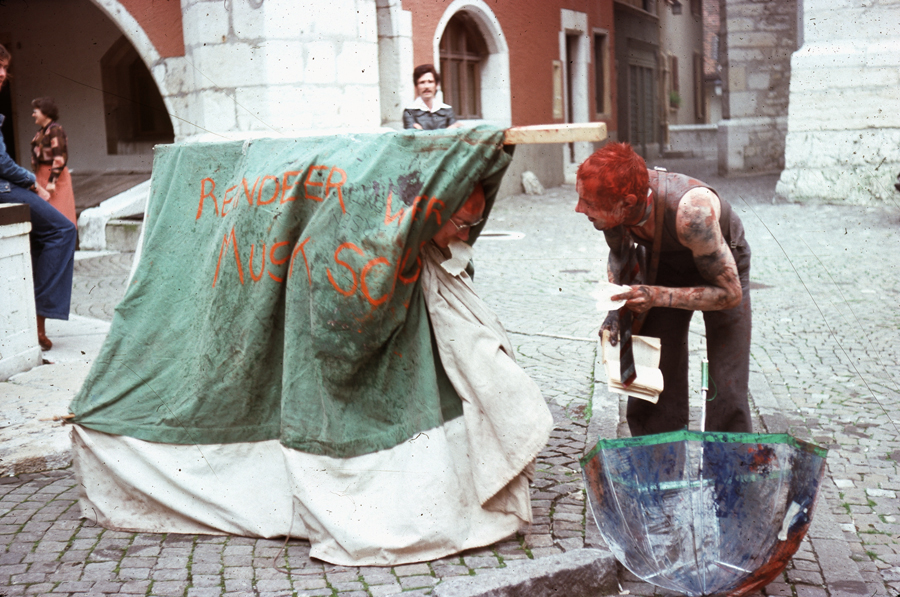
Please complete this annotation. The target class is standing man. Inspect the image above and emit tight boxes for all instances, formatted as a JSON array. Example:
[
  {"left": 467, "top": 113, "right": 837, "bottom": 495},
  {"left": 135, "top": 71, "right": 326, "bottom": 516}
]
[
  {"left": 576, "top": 142, "right": 752, "bottom": 436},
  {"left": 403, "top": 64, "right": 462, "bottom": 131},
  {"left": 0, "top": 44, "right": 77, "bottom": 351}
]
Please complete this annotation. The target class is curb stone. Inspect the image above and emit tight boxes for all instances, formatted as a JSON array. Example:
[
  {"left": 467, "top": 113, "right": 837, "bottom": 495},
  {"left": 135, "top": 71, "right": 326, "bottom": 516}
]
[{"left": 431, "top": 548, "right": 617, "bottom": 597}]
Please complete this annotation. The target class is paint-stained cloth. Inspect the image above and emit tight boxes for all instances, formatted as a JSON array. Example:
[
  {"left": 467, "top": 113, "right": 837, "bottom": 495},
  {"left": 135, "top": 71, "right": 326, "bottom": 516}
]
[
  {"left": 68, "top": 128, "right": 553, "bottom": 563},
  {"left": 69, "top": 126, "right": 515, "bottom": 457}
]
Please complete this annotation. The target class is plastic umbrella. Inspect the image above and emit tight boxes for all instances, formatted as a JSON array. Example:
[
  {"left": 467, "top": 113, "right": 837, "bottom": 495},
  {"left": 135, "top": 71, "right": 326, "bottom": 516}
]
[{"left": 580, "top": 429, "right": 827, "bottom": 597}]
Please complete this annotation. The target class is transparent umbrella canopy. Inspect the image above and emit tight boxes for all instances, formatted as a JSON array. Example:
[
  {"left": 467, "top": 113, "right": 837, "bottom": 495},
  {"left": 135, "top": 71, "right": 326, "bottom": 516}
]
[{"left": 580, "top": 430, "right": 827, "bottom": 597}]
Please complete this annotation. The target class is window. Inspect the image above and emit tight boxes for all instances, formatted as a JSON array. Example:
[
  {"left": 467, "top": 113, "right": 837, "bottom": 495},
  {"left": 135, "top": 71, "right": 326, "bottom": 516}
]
[
  {"left": 439, "top": 13, "right": 487, "bottom": 119},
  {"left": 101, "top": 36, "right": 174, "bottom": 155},
  {"left": 593, "top": 32, "right": 609, "bottom": 116},
  {"left": 669, "top": 55, "right": 680, "bottom": 109},
  {"left": 552, "top": 60, "right": 564, "bottom": 119},
  {"left": 693, "top": 51, "right": 706, "bottom": 121},
  {"left": 691, "top": 0, "right": 701, "bottom": 17}
]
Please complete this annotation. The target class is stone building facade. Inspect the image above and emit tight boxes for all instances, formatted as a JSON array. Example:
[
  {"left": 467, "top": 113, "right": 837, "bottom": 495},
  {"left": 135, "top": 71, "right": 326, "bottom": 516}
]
[
  {"left": 401, "top": 0, "right": 615, "bottom": 185},
  {"left": 0, "top": 0, "right": 617, "bottom": 197},
  {"left": 776, "top": 0, "right": 900, "bottom": 204},
  {"left": 717, "top": 0, "right": 798, "bottom": 175}
]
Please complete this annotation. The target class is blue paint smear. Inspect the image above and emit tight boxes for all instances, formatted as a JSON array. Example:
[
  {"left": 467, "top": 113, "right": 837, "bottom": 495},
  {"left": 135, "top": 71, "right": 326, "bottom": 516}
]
[{"left": 581, "top": 432, "right": 826, "bottom": 597}]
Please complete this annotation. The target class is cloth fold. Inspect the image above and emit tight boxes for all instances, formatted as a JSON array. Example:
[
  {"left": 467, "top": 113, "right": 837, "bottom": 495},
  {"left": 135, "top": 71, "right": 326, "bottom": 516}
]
[{"left": 422, "top": 242, "right": 553, "bottom": 509}]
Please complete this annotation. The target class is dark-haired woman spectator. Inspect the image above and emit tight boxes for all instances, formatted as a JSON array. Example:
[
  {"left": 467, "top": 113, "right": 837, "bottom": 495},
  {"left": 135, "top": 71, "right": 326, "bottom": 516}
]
[
  {"left": 403, "top": 64, "right": 462, "bottom": 130},
  {"left": 31, "top": 97, "right": 76, "bottom": 224},
  {"left": 0, "top": 45, "right": 76, "bottom": 351}
]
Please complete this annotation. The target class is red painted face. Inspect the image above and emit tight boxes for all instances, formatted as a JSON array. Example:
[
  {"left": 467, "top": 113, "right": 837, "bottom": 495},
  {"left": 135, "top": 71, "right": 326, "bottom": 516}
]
[
  {"left": 433, "top": 185, "right": 485, "bottom": 249},
  {"left": 575, "top": 180, "right": 628, "bottom": 231}
]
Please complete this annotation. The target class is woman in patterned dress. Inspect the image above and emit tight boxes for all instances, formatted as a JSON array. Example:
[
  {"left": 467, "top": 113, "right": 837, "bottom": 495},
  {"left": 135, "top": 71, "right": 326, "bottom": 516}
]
[{"left": 31, "top": 97, "right": 76, "bottom": 224}]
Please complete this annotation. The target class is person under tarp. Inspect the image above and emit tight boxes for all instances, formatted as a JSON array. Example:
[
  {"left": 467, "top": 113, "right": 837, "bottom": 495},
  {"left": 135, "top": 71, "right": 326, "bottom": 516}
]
[{"left": 69, "top": 126, "right": 553, "bottom": 566}]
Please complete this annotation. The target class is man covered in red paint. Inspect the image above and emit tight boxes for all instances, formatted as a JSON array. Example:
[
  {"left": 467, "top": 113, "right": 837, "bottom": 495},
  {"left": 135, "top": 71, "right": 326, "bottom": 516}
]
[{"left": 575, "top": 142, "right": 753, "bottom": 436}]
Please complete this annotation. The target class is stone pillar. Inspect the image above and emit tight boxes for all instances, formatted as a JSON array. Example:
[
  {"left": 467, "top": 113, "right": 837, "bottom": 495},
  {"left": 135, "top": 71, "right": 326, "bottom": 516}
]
[
  {"left": 776, "top": 0, "right": 900, "bottom": 204},
  {"left": 717, "top": 0, "right": 797, "bottom": 174},
  {"left": 173, "top": 0, "right": 382, "bottom": 140},
  {"left": 0, "top": 204, "right": 42, "bottom": 381},
  {"left": 376, "top": 0, "right": 414, "bottom": 129}
]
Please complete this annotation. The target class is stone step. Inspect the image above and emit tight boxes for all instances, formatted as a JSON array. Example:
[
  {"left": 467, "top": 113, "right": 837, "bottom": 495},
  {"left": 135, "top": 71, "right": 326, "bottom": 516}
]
[{"left": 105, "top": 217, "right": 143, "bottom": 252}]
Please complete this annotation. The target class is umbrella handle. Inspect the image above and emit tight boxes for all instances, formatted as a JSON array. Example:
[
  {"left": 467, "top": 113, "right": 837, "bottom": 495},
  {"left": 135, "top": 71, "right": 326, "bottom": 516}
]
[{"left": 700, "top": 358, "right": 709, "bottom": 433}]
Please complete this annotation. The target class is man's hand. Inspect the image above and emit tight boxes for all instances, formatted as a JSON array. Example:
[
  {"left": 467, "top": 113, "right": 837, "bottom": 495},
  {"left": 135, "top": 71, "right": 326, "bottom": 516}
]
[
  {"left": 46, "top": 182, "right": 56, "bottom": 193},
  {"left": 611, "top": 286, "right": 656, "bottom": 314},
  {"left": 600, "top": 310, "right": 620, "bottom": 345},
  {"left": 413, "top": 123, "right": 424, "bottom": 130}
]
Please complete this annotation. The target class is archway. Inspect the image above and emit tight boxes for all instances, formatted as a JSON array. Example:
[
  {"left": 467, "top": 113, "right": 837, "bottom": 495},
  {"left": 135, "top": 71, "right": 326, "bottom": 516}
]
[
  {"left": 432, "top": 0, "right": 511, "bottom": 127},
  {"left": 100, "top": 36, "right": 174, "bottom": 156},
  {"left": 0, "top": 0, "right": 175, "bottom": 175}
]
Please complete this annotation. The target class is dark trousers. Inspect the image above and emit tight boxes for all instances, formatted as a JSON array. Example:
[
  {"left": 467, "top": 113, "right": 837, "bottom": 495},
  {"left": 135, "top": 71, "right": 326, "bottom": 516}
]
[
  {"left": 1, "top": 184, "right": 76, "bottom": 320},
  {"left": 626, "top": 257, "right": 753, "bottom": 436}
]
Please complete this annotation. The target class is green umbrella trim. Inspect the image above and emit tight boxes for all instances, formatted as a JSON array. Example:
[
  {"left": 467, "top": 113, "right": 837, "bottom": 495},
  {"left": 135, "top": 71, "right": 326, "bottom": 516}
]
[{"left": 580, "top": 429, "right": 828, "bottom": 468}]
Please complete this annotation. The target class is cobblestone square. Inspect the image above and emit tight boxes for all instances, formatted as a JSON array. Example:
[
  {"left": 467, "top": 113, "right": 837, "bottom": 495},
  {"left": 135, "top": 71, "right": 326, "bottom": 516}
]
[{"left": 2, "top": 157, "right": 898, "bottom": 595}]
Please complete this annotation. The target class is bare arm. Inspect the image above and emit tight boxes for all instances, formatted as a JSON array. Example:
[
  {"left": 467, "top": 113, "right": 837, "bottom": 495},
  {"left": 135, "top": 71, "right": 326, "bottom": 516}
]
[{"left": 613, "top": 187, "right": 742, "bottom": 313}]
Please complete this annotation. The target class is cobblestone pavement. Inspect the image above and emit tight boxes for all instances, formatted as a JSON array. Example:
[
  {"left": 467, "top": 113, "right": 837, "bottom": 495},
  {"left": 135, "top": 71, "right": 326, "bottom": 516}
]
[
  {"left": 2, "top": 158, "right": 900, "bottom": 596},
  {"left": 616, "top": 157, "right": 900, "bottom": 597},
  {"left": 70, "top": 252, "right": 134, "bottom": 322}
]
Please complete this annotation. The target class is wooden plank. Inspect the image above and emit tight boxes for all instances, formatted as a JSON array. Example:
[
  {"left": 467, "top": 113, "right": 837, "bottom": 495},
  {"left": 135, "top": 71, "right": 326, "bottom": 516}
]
[{"left": 503, "top": 122, "right": 608, "bottom": 145}]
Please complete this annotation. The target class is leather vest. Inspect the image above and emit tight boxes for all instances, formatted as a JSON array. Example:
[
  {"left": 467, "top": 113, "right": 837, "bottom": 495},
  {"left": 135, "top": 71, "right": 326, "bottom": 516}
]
[{"left": 632, "top": 169, "right": 750, "bottom": 284}]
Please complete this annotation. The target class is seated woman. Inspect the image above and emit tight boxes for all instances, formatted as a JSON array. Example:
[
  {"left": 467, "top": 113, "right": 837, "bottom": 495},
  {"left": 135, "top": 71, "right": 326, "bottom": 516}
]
[
  {"left": 403, "top": 64, "right": 462, "bottom": 130},
  {"left": 31, "top": 97, "right": 76, "bottom": 224}
]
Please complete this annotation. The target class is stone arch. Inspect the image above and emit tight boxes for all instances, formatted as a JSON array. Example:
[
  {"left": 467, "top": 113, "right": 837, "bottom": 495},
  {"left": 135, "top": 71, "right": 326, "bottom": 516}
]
[
  {"left": 87, "top": 0, "right": 174, "bottom": 112},
  {"left": 432, "top": 0, "right": 512, "bottom": 127}
]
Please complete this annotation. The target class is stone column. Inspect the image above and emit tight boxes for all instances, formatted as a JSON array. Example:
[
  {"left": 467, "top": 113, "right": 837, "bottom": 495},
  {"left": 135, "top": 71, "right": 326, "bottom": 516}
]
[
  {"left": 776, "top": 0, "right": 900, "bottom": 204},
  {"left": 376, "top": 0, "right": 414, "bottom": 129},
  {"left": 717, "top": 0, "right": 797, "bottom": 174},
  {"left": 173, "top": 0, "right": 382, "bottom": 140}
]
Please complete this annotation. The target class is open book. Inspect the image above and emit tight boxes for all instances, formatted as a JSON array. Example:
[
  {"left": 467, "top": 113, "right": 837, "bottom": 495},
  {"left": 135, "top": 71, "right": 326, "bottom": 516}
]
[{"left": 601, "top": 331, "right": 664, "bottom": 403}]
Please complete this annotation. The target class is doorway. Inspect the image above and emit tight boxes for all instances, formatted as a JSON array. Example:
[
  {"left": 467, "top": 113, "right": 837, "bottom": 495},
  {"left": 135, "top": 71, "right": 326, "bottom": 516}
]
[
  {"left": 566, "top": 33, "right": 580, "bottom": 163},
  {"left": 617, "top": 39, "right": 659, "bottom": 159}
]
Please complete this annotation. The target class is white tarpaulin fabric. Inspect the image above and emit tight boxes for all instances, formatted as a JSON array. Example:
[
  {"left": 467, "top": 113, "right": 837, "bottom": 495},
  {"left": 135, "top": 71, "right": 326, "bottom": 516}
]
[
  {"left": 420, "top": 241, "right": 554, "bottom": 508},
  {"left": 73, "top": 243, "right": 552, "bottom": 566}
]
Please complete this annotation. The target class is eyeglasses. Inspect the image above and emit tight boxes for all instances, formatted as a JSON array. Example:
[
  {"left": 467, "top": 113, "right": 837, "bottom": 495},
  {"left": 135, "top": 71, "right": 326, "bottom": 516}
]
[{"left": 449, "top": 217, "right": 484, "bottom": 232}]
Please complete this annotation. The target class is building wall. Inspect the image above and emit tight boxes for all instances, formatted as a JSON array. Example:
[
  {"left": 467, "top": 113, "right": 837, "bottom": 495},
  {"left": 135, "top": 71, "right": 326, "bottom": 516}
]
[
  {"left": 402, "top": 0, "right": 615, "bottom": 129},
  {"left": 117, "top": 0, "right": 185, "bottom": 57},
  {"left": 776, "top": 0, "right": 900, "bottom": 204},
  {"left": 399, "top": 0, "right": 615, "bottom": 193},
  {"left": 4, "top": 0, "right": 622, "bottom": 198},
  {"left": 658, "top": 2, "right": 704, "bottom": 127},
  {"left": 717, "top": 0, "right": 797, "bottom": 174},
  {"left": 168, "top": 0, "right": 383, "bottom": 140},
  {"left": 1, "top": 0, "right": 157, "bottom": 173}
]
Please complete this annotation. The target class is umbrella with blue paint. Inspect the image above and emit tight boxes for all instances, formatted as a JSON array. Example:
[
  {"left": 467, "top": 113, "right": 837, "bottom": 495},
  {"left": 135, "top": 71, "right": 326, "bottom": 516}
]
[{"left": 581, "top": 429, "right": 827, "bottom": 596}]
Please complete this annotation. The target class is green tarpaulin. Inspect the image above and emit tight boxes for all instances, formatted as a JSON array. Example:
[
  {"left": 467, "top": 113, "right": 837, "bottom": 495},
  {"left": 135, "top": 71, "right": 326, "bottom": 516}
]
[{"left": 70, "top": 126, "right": 512, "bottom": 458}]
